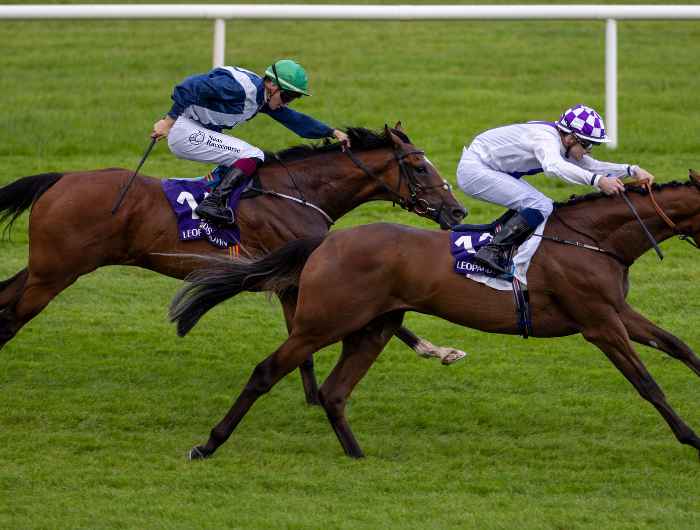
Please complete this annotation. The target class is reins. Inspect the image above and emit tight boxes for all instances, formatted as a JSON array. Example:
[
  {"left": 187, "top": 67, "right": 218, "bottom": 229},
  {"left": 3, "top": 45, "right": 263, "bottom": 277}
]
[
  {"left": 248, "top": 155, "right": 335, "bottom": 227},
  {"left": 246, "top": 139, "right": 447, "bottom": 228},
  {"left": 533, "top": 230, "right": 629, "bottom": 266},
  {"left": 621, "top": 189, "right": 664, "bottom": 261}
]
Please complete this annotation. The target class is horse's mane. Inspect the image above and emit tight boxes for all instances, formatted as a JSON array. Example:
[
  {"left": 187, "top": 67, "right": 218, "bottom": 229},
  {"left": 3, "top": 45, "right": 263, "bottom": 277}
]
[
  {"left": 554, "top": 180, "right": 690, "bottom": 209},
  {"left": 262, "top": 127, "right": 411, "bottom": 166}
]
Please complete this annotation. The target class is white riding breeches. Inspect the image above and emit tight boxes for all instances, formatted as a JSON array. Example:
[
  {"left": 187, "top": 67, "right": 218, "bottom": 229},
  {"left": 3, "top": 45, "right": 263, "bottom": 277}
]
[
  {"left": 167, "top": 116, "right": 265, "bottom": 166},
  {"left": 456, "top": 147, "right": 553, "bottom": 217}
]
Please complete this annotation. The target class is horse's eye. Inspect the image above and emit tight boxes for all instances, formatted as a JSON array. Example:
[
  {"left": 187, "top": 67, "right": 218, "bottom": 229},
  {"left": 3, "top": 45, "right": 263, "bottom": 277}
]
[{"left": 415, "top": 165, "right": 428, "bottom": 174}]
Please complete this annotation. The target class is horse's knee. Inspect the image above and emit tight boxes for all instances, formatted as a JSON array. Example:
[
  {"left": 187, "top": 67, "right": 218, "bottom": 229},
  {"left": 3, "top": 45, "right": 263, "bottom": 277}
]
[{"left": 318, "top": 388, "right": 345, "bottom": 418}]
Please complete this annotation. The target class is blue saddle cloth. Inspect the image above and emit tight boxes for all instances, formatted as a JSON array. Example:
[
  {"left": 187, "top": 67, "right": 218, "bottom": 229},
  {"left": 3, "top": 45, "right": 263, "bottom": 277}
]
[
  {"left": 161, "top": 169, "right": 247, "bottom": 250},
  {"left": 450, "top": 211, "right": 514, "bottom": 278}
]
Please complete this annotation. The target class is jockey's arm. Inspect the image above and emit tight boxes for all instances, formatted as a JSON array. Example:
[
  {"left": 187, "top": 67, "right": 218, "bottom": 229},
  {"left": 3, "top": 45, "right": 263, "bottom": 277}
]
[
  {"left": 264, "top": 106, "right": 336, "bottom": 140},
  {"left": 533, "top": 136, "right": 603, "bottom": 187},
  {"left": 578, "top": 155, "right": 654, "bottom": 183}
]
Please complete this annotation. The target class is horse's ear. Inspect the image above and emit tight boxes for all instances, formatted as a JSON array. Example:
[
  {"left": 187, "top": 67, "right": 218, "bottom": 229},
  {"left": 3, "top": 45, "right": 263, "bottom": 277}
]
[
  {"left": 394, "top": 121, "right": 404, "bottom": 132},
  {"left": 384, "top": 124, "right": 403, "bottom": 149}
]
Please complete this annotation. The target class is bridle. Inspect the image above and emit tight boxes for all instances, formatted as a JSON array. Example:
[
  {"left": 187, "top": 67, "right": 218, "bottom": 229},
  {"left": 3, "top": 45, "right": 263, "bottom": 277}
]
[
  {"left": 344, "top": 145, "right": 452, "bottom": 221},
  {"left": 642, "top": 180, "right": 700, "bottom": 249}
]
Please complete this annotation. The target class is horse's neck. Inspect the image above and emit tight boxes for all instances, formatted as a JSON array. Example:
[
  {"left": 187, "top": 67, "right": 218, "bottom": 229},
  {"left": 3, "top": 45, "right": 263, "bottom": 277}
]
[
  {"left": 556, "top": 186, "right": 699, "bottom": 264},
  {"left": 261, "top": 150, "right": 391, "bottom": 221}
]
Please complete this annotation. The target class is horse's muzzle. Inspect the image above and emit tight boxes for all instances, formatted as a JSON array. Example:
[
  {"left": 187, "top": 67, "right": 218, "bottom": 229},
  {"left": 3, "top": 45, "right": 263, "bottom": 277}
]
[{"left": 436, "top": 205, "right": 467, "bottom": 230}]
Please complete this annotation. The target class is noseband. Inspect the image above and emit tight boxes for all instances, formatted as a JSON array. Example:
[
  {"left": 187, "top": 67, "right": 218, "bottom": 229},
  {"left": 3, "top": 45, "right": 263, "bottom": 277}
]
[{"left": 345, "top": 147, "right": 451, "bottom": 222}]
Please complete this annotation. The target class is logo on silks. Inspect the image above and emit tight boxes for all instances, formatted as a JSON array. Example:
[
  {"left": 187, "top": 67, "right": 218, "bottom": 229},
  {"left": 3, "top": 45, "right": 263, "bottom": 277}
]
[{"left": 188, "top": 130, "right": 205, "bottom": 145}]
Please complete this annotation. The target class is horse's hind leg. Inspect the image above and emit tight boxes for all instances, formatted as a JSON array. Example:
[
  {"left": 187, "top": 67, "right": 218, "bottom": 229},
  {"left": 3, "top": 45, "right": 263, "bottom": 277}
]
[
  {"left": 319, "top": 312, "right": 405, "bottom": 458},
  {"left": 3, "top": 268, "right": 80, "bottom": 348},
  {"left": 0, "top": 268, "right": 28, "bottom": 308},
  {"left": 621, "top": 304, "right": 700, "bottom": 377},
  {"left": 0, "top": 268, "right": 29, "bottom": 349},
  {"left": 188, "top": 333, "right": 323, "bottom": 460},
  {"left": 584, "top": 313, "right": 700, "bottom": 456}
]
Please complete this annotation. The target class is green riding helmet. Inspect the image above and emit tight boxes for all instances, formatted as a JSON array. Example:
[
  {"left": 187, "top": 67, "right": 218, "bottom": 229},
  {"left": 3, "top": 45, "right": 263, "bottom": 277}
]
[{"left": 264, "top": 59, "right": 312, "bottom": 96}]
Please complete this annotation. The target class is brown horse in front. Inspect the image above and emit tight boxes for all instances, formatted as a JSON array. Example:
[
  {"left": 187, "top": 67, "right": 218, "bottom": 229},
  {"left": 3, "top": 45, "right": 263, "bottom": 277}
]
[
  {"left": 172, "top": 172, "right": 700, "bottom": 460},
  {"left": 0, "top": 126, "right": 466, "bottom": 403}
]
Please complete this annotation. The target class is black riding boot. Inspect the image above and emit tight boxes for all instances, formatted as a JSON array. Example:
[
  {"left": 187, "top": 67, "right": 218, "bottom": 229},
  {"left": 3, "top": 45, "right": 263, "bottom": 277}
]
[
  {"left": 473, "top": 212, "right": 536, "bottom": 275},
  {"left": 195, "top": 167, "right": 246, "bottom": 225}
]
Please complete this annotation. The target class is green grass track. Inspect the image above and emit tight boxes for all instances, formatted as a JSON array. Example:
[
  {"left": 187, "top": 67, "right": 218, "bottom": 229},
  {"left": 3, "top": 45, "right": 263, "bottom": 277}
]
[{"left": 1, "top": 2, "right": 699, "bottom": 528}]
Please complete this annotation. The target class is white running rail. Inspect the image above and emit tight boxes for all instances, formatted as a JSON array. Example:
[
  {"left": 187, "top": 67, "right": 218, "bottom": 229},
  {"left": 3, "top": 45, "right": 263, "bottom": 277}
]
[{"left": 3, "top": 4, "right": 700, "bottom": 148}]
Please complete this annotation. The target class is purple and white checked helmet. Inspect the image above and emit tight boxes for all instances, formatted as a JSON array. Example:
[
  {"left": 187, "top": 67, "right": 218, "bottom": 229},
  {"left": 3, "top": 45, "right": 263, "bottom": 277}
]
[{"left": 556, "top": 104, "right": 609, "bottom": 144}]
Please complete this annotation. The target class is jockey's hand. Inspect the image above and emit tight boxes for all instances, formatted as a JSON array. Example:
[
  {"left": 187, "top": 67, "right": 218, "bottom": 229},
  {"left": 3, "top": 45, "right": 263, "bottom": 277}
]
[
  {"left": 333, "top": 129, "right": 350, "bottom": 149},
  {"left": 151, "top": 116, "right": 175, "bottom": 140},
  {"left": 632, "top": 166, "right": 655, "bottom": 186},
  {"left": 599, "top": 176, "right": 625, "bottom": 195}
]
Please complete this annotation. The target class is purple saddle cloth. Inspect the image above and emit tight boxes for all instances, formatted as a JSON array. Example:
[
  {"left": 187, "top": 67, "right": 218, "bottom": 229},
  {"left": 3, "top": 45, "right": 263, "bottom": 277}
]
[
  {"left": 161, "top": 172, "right": 247, "bottom": 249},
  {"left": 450, "top": 212, "right": 515, "bottom": 278}
]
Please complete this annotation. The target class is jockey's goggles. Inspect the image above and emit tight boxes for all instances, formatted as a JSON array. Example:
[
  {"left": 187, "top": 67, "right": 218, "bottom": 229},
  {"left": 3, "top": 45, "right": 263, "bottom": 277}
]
[
  {"left": 574, "top": 135, "right": 600, "bottom": 151},
  {"left": 280, "top": 90, "right": 301, "bottom": 104}
]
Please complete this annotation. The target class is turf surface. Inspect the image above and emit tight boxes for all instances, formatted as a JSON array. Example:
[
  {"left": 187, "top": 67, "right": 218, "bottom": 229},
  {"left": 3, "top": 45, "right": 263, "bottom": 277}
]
[{"left": 1, "top": 2, "right": 699, "bottom": 528}]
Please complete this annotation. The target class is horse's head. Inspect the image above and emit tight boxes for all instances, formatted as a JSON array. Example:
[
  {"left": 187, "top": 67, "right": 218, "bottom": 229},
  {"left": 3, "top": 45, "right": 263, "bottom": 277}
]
[
  {"left": 376, "top": 123, "right": 467, "bottom": 229},
  {"left": 635, "top": 170, "right": 700, "bottom": 251}
]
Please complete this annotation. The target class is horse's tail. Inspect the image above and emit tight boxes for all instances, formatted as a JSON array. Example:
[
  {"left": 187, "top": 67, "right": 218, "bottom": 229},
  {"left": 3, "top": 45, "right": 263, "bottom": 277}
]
[
  {"left": 0, "top": 173, "right": 63, "bottom": 237},
  {"left": 170, "top": 236, "right": 325, "bottom": 337}
]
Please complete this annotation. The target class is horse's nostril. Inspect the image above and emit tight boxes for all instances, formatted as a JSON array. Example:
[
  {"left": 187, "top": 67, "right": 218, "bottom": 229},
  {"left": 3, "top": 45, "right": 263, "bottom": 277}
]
[{"left": 452, "top": 207, "right": 467, "bottom": 220}]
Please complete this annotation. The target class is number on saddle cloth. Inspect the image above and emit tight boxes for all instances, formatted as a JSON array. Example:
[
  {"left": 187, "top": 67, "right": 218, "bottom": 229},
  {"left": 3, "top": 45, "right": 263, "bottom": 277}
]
[
  {"left": 450, "top": 210, "right": 517, "bottom": 279},
  {"left": 161, "top": 175, "right": 246, "bottom": 250}
]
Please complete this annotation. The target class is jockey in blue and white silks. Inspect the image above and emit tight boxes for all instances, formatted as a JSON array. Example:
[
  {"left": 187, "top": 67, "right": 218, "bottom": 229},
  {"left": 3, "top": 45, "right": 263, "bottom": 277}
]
[
  {"left": 456, "top": 104, "right": 656, "bottom": 275},
  {"left": 152, "top": 59, "right": 349, "bottom": 225}
]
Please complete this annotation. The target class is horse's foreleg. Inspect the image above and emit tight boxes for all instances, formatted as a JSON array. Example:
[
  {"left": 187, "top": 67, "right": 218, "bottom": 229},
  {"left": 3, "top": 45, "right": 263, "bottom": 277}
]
[
  {"left": 394, "top": 325, "right": 467, "bottom": 365},
  {"left": 621, "top": 305, "right": 700, "bottom": 378},
  {"left": 279, "top": 294, "right": 320, "bottom": 405},
  {"left": 583, "top": 316, "right": 700, "bottom": 456},
  {"left": 189, "top": 334, "right": 320, "bottom": 460},
  {"left": 319, "top": 312, "right": 404, "bottom": 458}
]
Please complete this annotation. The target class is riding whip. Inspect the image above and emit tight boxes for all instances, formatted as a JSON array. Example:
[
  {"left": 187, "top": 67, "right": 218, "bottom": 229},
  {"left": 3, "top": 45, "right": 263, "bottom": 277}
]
[
  {"left": 111, "top": 136, "right": 157, "bottom": 215},
  {"left": 621, "top": 191, "right": 664, "bottom": 261}
]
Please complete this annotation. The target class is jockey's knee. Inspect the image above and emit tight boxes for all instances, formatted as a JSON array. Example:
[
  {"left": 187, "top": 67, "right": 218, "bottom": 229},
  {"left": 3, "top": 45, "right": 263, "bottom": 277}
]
[
  {"left": 519, "top": 206, "right": 549, "bottom": 228},
  {"left": 244, "top": 147, "right": 265, "bottom": 163},
  {"left": 232, "top": 157, "right": 263, "bottom": 177},
  {"left": 521, "top": 197, "right": 552, "bottom": 222}
]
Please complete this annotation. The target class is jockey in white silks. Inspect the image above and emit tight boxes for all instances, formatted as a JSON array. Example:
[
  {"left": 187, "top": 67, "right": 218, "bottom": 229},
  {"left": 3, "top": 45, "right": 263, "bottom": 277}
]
[
  {"left": 151, "top": 59, "right": 349, "bottom": 225},
  {"left": 456, "top": 104, "right": 656, "bottom": 275}
]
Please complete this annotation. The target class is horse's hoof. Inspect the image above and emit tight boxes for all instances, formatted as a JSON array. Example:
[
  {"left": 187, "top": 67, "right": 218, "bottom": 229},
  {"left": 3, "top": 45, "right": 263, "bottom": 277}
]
[
  {"left": 187, "top": 445, "right": 211, "bottom": 461},
  {"left": 441, "top": 350, "right": 467, "bottom": 365}
]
